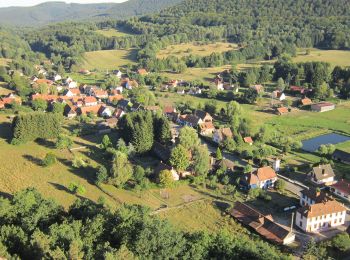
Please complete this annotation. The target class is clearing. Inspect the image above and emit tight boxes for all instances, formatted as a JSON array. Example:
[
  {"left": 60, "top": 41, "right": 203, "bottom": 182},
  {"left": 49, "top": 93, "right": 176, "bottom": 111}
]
[
  {"left": 157, "top": 42, "right": 238, "bottom": 59},
  {"left": 293, "top": 48, "right": 350, "bottom": 68},
  {"left": 81, "top": 49, "right": 137, "bottom": 71},
  {"left": 95, "top": 28, "right": 135, "bottom": 38}
]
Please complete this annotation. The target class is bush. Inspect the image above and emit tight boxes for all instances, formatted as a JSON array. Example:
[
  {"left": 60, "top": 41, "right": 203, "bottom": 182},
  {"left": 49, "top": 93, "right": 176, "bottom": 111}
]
[
  {"left": 95, "top": 166, "right": 108, "bottom": 185},
  {"left": 55, "top": 135, "right": 73, "bottom": 149},
  {"left": 275, "top": 179, "right": 286, "bottom": 192},
  {"left": 42, "top": 153, "right": 57, "bottom": 167},
  {"left": 331, "top": 232, "right": 350, "bottom": 252},
  {"left": 72, "top": 156, "right": 87, "bottom": 168},
  {"left": 68, "top": 182, "right": 86, "bottom": 195}
]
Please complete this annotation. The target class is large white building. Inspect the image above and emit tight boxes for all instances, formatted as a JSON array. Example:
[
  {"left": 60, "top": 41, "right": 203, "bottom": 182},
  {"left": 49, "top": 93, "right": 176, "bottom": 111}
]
[{"left": 295, "top": 200, "right": 347, "bottom": 233}]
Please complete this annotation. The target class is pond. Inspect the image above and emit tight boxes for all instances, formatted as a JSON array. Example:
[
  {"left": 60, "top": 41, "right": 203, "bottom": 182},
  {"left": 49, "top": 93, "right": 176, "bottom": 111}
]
[{"left": 302, "top": 133, "right": 350, "bottom": 152}]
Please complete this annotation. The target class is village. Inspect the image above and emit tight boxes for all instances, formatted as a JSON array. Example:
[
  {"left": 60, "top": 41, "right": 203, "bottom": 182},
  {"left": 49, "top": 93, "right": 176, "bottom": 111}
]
[{"left": 0, "top": 62, "right": 349, "bottom": 253}]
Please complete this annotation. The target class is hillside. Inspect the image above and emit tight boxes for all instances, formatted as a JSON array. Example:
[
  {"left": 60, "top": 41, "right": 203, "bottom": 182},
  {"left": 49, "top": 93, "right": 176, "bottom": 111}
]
[{"left": 0, "top": 0, "right": 184, "bottom": 27}]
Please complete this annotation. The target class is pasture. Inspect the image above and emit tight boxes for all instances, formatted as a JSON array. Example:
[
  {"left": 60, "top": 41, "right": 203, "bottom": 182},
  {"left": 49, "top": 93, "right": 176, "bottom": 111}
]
[
  {"left": 157, "top": 42, "right": 238, "bottom": 59},
  {"left": 293, "top": 48, "right": 350, "bottom": 68},
  {"left": 81, "top": 49, "right": 137, "bottom": 71}
]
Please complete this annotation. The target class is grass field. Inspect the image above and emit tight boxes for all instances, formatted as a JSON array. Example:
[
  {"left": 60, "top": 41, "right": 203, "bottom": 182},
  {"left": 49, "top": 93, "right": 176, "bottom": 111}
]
[
  {"left": 96, "top": 28, "right": 135, "bottom": 38},
  {"left": 157, "top": 42, "right": 238, "bottom": 59},
  {"left": 0, "top": 84, "right": 12, "bottom": 96},
  {"left": 81, "top": 49, "right": 137, "bottom": 71},
  {"left": 335, "top": 141, "right": 350, "bottom": 153},
  {"left": 293, "top": 48, "right": 350, "bottom": 68}
]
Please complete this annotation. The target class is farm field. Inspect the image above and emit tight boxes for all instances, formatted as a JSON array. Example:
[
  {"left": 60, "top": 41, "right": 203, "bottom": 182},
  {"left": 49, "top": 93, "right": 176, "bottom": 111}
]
[
  {"left": 293, "top": 48, "right": 350, "bottom": 68},
  {"left": 67, "top": 72, "right": 107, "bottom": 85},
  {"left": 95, "top": 28, "right": 135, "bottom": 38},
  {"left": 81, "top": 49, "right": 137, "bottom": 71},
  {"left": 156, "top": 42, "right": 238, "bottom": 59}
]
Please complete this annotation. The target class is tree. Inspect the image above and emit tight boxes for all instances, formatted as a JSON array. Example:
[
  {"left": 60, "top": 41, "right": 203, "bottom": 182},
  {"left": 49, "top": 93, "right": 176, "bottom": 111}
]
[
  {"left": 51, "top": 102, "right": 65, "bottom": 114},
  {"left": 42, "top": 153, "right": 57, "bottom": 167},
  {"left": 192, "top": 145, "right": 210, "bottom": 180},
  {"left": 242, "top": 88, "right": 258, "bottom": 104},
  {"left": 72, "top": 156, "right": 87, "bottom": 168},
  {"left": 100, "top": 135, "right": 112, "bottom": 150},
  {"left": 68, "top": 183, "right": 86, "bottom": 195},
  {"left": 277, "top": 77, "right": 285, "bottom": 90},
  {"left": 110, "top": 151, "right": 133, "bottom": 188},
  {"left": 244, "top": 164, "right": 253, "bottom": 173},
  {"left": 216, "top": 147, "right": 223, "bottom": 160},
  {"left": 331, "top": 232, "right": 350, "bottom": 252},
  {"left": 154, "top": 116, "right": 171, "bottom": 144},
  {"left": 159, "top": 170, "right": 174, "bottom": 188},
  {"left": 178, "top": 127, "right": 200, "bottom": 151},
  {"left": 31, "top": 99, "right": 48, "bottom": 111},
  {"left": 95, "top": 166, "right": 108, "bottom": 185},
  {"left": 55, "top": 135, "right": 73, "bottom": 149},
  {"left": 275, "top": 179, "right": 286, "bottom": 193},
  {"left": 169, "top": 145, "right": 190, "bottom": 171}
]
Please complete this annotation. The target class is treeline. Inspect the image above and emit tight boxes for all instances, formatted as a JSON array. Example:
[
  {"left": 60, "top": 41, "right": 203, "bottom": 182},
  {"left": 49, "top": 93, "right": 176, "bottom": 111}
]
[
  {"left": 0, "top": 188, "right": 290, "bottom": 259},
  {"left": 12, "top": 113, "right": 62, "bottom": 144}
]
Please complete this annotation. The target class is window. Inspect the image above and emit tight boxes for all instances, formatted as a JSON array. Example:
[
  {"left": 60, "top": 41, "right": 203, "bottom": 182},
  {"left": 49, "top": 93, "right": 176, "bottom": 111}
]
[{"left": 299, "top": 221, "right": 302, "bottom": 227}]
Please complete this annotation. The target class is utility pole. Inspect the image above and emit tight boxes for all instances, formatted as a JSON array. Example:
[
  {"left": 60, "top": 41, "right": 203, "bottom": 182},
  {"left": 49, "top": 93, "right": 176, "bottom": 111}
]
[{"left": 290, "top": 211, "right": 295, "bottom": 233}]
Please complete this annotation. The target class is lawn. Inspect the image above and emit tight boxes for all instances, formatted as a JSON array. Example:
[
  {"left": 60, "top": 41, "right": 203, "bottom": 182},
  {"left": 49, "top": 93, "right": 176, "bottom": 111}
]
[
  {"left": 157, "top": 42, "right": 238, "bottom": 59},
  {"left": 293, "top": 48, "right": 350, "bottom": 68},
  {"left": 0, "top": 58, "right": 10, "bottom": 66},
  {"left": 81, "top": 49, "right": 137, "bottom": 71},
  {"left": 0, "top": 83, "right": 12, "bottom": 96},
  {"left": 335, "top": 140, "right": 350, "bottom": 153},
  {"left": 67, "top": 72, "right": 107, "bottom": 85},
  {"left": 95, "top": 28, "right": 135, "bottom": 38}
]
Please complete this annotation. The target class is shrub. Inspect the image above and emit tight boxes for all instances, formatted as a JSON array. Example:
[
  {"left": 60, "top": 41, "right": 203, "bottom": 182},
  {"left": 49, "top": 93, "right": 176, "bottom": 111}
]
[
  {"left": 68, "top": 182, "right": 86, "bottom": 195},
  {"left": 42, "top": 153, "right": 57, "bottom": 167},
  {"left": 72, "top": 156, "right": 87, "bottom": 168},
  {"left": 95, "top": 166, "right": 108, "bottom": 185},
  {"left": 55, "top": 135, "right": 73, "bottom": 149}
]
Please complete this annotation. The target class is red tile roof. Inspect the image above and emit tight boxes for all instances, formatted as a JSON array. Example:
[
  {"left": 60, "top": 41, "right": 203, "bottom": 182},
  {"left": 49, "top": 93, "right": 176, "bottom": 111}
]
[
  {"left": 256, "top": 167, "right": 277, "bottom": 181},
  {"left": 77, "top": 105, "right": 102, "bottom": 115},
  {"left": 84, "top": 96, "right": 97, "bottom": 104},
  {"left": 301, "top": 98, "right": 312, "bottom": 106},
  {"left": 277, "top": 107, "right": 288, "bottom": 114},
  {"left": 108, "top": 95, "right": 124, "bottom": 102},
  {"left": 244, "top": 137, "right": 253, "bottom": 144},
  {"left": 298, "top": 200, "right": 346, "bottom": 218},
  {"left": 331, "top": 179, "right": 350, "bottom": 196},
  {"left": 31, "top": 94, "right": 58, "bottom": 102}
]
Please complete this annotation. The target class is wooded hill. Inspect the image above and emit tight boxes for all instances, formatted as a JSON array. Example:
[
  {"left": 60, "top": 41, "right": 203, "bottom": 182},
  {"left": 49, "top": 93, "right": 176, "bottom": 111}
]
[{"left": 0, "top": 0, "right": 184, "bottom": 27}]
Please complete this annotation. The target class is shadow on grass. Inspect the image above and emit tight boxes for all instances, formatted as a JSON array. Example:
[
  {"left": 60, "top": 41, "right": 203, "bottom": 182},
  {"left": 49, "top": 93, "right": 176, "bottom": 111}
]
[
  {"left": 23, "top": 154, "right": 43, "bottom": 166},
  {"left": 57, "top": 157, "right": 96, "bottom": 185},
  {"left": 35, "top": 139, "right": 56, "bottom": 149},
  {"left": 48, "top": 182, "right": 71, "bottom": 193},
  {"left": 0, "top": 191, "right": 13, "bottom": 199},
  {"left": 0, "top": 121, "right": 12, "bottom": 143}
]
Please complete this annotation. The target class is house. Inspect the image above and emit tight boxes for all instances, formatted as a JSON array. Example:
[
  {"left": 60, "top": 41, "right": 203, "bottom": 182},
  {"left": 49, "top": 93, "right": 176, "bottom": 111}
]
[
  {"left": 276, "top": 107, "right": 289, "bottom": 115},
  {"left": 112, "top": 108, "right": 125, "bottom": 119},
  {"left": 300, "top": 98, "right": 313, "bottom": 106},
  {"left": 289, "top": 86, "right": 309, "bottom": 95},
  {"left": 194, "top": 110, "right": 213, "bottom": 123},
  {"left": 332, "top": 149, "right": 350, "bottom": 165},
  {"left": 199, "top": 122, "right": 215, "bottom": 136},
  {"left": 76, "top": 105, "right": 102, "bottom": 116},
  {"left": 215, "top": 159, "right": 235, "bottom": 172},
  {"left": 53, "top": 74, "right": 62, "bottom": 82},
  {"left": 63, "top": 88, "right": 81, "bottom": 97},
  {"left": 176, "top": 89, "right": 185, "bottom": 95},
  {"left": 214, "top": 77, "right": 224, "bottom": 91},
  {"left": 92, "top": 89, "right": 108, "bottom": 99},
  {"left": 108, "top": 95, "right": 124, "bottom": 104},
  {"left": 330, "top": 179, "right": 350, "bottom": 202},
  {"left": 241, "top": 167, "right": 277, "bottom": 190},
  {"left": 163, "top": 106, "right": 176, "bottom": 116},
  {"left": 31, "top": 93, "right": 58, "bottom": 102},
  {"left": 244, "top": 137, "right": 253, "bottom": 145},
  {"left": 272, "top": 91, "right": 286, "bottom": 101},
  {"left": 152, "top": 142, "right": 171, "bottom": 162},
  {"left": 117, "top": 99, "right": 131, "bottom": 110},
  {"left": 68, "top": 81, "right": 78, "bottom": 89},
  {"left": 300, "top": 188, "right": 328, "bottom": 206},
  {"left": 188, "top": 87, "right": 202, "bottom": 95},
  {"left": 144, "top": 106, "right": 160, "bottom": 112},
  {"left": 113, "top": 70, "right": 123, "bottom": 79},
  {"left": 154, "top": 162, "right": 179, "bottom": 181},
  {"left": 64, "top": 105, "right": 77, "bottom": 118},
  {"left": 105, "top": 117, "right": 118, "bottom": 128},
  {"left": 311, "top": 102, "right": 335, "bottom": 112},
  {"left": 111, "top": 86, "right": 123, "bottom": 94},
  {"left": 213, "top": 128, "right": 233, "bottom": 144},
  {"left": 99, "top": 106, "right": 113, "bottom": 118},
  {"left": 250, "top": 84, "right": 264, "bottom": 94},
  {"left": 177, "top": 114, "right": 202, "bottom": 127},
  {"left": 65, "top": 77, "right": 73, "bottom": 84},
  {"left": 230, "top": 202, "right": 295, "bottom": 245},
  {"left": 35, "top": 79, "right": 53, "bottom": 86},
  {"left": 83, "top": 96, "right": 98, "bottom": 107},
  {"left": 309, "top": 164, "right": 336, "bottom": 185},
  {"left": 295, "top": 200, "right": 346, "bottom": 233}
]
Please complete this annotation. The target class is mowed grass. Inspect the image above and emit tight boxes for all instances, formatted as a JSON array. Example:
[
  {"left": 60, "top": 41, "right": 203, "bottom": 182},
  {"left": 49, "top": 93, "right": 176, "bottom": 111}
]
[
  {"left": 293, "top": 48, "right": 350, "bottom": 68},
  {"left": 266, "top": 101, "right": 350, "bottom": 140},
  {"left": 157, "top": 42, "right": 238, "bottom": 59},
  {"left": 81, "top": 49, "right": 137, "bottom": 71},
  {"left": 95, "top": 28, "right": 135, "bottom": 38},
  {"left": 335, "top": 141, "right": 350, "bottom": 153}
]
